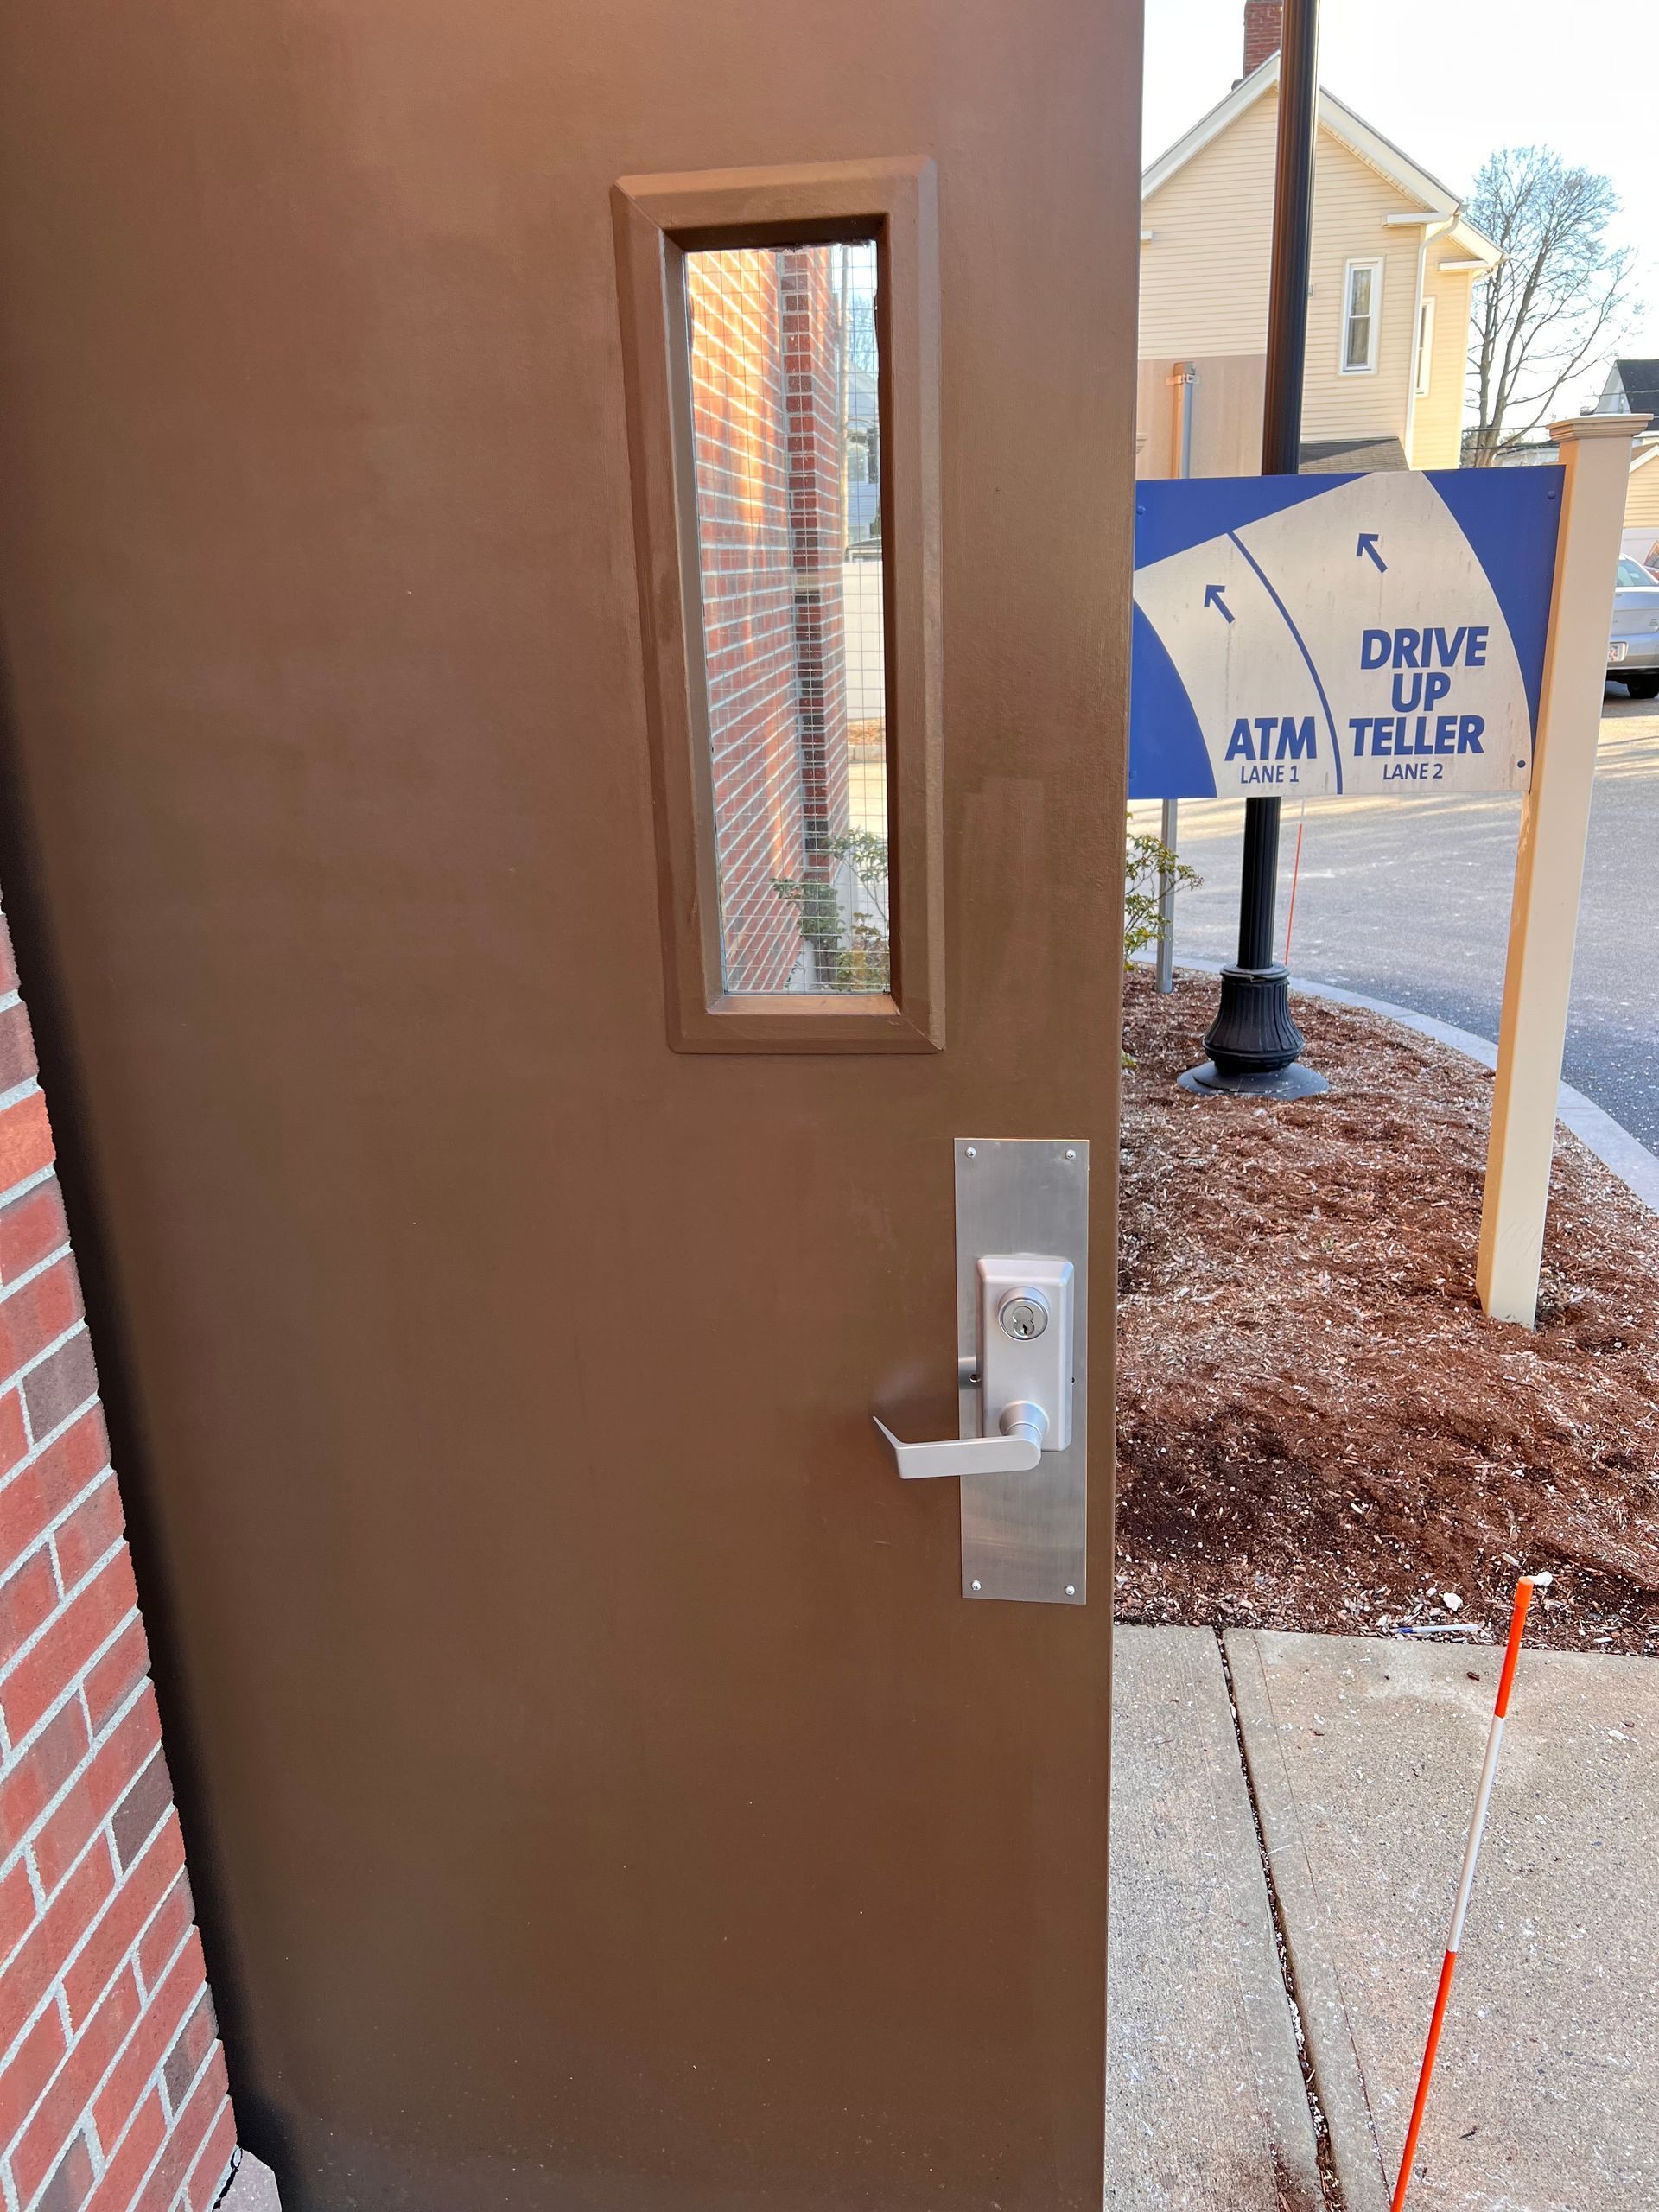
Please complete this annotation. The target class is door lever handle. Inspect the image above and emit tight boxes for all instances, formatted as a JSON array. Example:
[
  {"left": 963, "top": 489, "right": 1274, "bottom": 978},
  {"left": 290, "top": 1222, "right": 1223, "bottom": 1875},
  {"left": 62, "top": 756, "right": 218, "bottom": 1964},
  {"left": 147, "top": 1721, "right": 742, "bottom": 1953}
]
[
  {"left": 874, "top": 1402, "right": 1049, "bottom": 1481},
  {"left": 874, "top": 1251, "right": 1073, "bottom": 1489}
]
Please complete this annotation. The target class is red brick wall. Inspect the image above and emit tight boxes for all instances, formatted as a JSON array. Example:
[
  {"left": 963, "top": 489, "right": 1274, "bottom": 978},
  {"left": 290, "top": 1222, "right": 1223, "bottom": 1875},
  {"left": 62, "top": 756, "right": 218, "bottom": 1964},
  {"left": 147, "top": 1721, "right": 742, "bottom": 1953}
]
[
  {"left": 1243, "top": 0, "right": 1282, "bottom": 75},
  {"left": 686, "top": 245, "right": 849, "bottom": 991},
  {"left": 0, "top": 899, "right": 238, "bottom": 2212}
]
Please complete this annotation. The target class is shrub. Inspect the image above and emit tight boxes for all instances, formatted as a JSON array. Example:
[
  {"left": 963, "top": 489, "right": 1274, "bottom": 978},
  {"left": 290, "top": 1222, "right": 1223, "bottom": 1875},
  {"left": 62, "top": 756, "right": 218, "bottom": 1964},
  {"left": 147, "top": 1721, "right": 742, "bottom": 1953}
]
[{"left": 1124, "top": 824, "right": 1198, "bottom": 965}]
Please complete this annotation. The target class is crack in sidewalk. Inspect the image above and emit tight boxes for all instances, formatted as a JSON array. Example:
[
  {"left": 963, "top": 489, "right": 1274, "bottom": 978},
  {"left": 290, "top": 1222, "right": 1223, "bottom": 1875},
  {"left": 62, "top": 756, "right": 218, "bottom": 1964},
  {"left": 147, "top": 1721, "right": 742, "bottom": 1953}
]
[{"left": 1215, "top": 1627, "right": 1350, "bottom": 2212}]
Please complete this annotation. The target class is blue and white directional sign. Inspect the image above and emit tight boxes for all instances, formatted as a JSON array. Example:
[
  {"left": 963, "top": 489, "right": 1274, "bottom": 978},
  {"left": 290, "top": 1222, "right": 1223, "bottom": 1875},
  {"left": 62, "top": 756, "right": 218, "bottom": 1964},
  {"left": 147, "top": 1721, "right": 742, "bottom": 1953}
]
[{"left": 1129, "top": 467, "right": 1562, "bottom": 799}]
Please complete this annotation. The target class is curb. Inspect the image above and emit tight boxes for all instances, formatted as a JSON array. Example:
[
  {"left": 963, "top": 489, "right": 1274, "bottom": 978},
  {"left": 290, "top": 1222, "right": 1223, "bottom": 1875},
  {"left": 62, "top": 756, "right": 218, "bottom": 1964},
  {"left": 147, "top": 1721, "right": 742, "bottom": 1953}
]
[{"left": 1138, "top": 955, "right": 1659, "bottom": 1217}]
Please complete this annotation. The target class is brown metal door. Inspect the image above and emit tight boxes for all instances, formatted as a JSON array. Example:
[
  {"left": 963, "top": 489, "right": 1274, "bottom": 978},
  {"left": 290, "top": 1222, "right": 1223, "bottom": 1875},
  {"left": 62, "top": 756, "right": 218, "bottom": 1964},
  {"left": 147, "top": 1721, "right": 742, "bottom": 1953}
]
[{"left": 0, "top": 3, "right": 1138, "bottom": 2208}]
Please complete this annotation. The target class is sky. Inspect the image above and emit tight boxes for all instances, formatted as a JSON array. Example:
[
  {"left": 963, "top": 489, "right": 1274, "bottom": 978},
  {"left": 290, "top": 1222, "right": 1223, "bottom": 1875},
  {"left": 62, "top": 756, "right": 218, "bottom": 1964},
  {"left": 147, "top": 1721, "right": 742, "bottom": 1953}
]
[{"left": 1143, "top": 0, "right": 1659, "bottom": 414}]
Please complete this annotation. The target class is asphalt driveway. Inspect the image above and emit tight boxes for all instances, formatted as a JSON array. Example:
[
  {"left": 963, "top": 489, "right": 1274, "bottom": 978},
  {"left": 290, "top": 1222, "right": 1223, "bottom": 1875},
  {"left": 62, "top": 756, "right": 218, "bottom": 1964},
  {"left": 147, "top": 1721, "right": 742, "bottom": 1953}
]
[{"left": 1136, "top": 692, "right": 1659, "bottom": 1150}]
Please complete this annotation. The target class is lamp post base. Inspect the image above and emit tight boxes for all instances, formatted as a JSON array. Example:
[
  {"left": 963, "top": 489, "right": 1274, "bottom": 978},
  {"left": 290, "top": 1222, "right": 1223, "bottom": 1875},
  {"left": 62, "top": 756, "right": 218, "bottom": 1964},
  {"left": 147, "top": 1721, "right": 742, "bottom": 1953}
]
[
  {"left": 1178, "top": 1057, "right": 1331, "bottom": 1099},
  {"left": 1178, "top": 963, "right": 1330, "bottom": 1098}
]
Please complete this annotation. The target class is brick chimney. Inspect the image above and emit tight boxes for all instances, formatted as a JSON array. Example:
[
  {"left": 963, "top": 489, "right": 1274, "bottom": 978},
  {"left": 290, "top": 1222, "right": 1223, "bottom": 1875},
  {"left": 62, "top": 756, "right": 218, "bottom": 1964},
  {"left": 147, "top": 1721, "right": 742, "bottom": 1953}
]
[{"left": 1243, "top": 0, "right": 1282, "bottom": 73}]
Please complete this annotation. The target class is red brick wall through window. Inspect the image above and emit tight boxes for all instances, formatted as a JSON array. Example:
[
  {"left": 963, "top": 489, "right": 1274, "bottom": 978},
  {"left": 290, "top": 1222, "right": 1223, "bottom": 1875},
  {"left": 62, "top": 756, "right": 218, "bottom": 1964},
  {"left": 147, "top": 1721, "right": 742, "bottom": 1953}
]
[{"left": 685, "top": 245, "right": 853, "bottom": 992}]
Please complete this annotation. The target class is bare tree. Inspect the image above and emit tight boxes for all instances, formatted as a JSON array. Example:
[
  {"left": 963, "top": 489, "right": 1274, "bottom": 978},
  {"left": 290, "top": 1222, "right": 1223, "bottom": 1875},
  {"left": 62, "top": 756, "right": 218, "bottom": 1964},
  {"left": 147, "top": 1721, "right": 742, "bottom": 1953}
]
[{"left": 1465, "top": 146, "right": 1636, "bottom": 464}]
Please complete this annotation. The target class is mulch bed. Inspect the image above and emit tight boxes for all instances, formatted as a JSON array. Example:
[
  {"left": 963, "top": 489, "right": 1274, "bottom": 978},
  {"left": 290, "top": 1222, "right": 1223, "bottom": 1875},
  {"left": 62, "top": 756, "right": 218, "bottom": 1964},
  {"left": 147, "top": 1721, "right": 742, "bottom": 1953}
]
[{"left": 1116, "top": 969, "right": 1659, "bottom": 1655}]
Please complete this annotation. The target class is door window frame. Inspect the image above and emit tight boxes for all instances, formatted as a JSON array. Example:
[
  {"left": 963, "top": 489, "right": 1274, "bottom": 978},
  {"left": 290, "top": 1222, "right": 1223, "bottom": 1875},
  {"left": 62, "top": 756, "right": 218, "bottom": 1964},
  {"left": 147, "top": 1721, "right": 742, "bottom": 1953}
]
[{"left": 613, "top": 157, "right": 944, "bottom": 1053}]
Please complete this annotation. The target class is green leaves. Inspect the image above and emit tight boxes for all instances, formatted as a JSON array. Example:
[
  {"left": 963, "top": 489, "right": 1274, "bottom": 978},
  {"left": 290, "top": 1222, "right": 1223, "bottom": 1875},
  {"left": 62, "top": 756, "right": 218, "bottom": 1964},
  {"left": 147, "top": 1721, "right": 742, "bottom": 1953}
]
[
  {"left": 773, "top": 833, "right": 890, "bottom": 993},
  {"left": 1124, "top": 827, "right": 1198, "bottom": 965}
]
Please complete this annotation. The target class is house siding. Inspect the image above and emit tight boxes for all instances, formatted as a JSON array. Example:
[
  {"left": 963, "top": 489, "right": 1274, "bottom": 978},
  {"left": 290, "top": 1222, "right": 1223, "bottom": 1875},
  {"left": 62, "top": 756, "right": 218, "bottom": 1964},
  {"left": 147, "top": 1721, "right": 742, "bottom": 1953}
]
[
  {"left": 1141, "top": 85, "right": 1454, "bottom": 463},
  {"left": 1141, "top": 92, "right": 1281, "bottom": 360},
  {"left": 1624, "top": 455, "right": 1659, "bottom": 529},
  {"left": 1135, "top": 355, "right": 1267, "bottom": 480},
  {"left": 1297, "top": 134, "right": 1423, "bottom": 446},
  {"left": 1408, "top": 255, "right": 1479, "bottom": 469}
]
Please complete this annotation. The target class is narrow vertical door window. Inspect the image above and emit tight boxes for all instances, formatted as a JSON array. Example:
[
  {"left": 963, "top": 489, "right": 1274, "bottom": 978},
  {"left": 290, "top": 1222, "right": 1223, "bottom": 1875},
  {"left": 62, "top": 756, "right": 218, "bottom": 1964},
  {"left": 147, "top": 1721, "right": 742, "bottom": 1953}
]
[{"left": 683, "top": 241, "right": 889, "bottom": 995}]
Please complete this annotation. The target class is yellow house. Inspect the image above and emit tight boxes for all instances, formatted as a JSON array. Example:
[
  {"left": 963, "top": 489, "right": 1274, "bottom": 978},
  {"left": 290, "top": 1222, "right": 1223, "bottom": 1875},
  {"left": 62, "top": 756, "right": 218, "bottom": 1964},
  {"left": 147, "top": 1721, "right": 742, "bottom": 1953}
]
[
  {"left": 1589, "top": 359, "right": 1659, "bottom": 563},
  {"left": 1622, "top": 447, "right": 1659, "bottom": 567},
  {"left": 1138, "top": 44, "right": 1500, "bottom": 478}
]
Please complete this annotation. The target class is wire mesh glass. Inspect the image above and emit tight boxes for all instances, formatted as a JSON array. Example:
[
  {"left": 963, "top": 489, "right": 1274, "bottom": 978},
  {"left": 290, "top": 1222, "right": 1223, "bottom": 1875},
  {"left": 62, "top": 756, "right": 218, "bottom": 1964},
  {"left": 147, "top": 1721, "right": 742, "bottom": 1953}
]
[{"left": 683, "top": 239, "right": 888, "bottom": 994}]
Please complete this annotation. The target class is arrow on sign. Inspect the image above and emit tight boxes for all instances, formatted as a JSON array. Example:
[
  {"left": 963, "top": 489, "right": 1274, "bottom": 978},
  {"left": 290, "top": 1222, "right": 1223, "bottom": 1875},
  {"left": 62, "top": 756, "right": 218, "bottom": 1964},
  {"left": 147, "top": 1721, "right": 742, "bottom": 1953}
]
[
  {"left": 1204, "top": 583, "right": 1235, "bottom": 624},
  {"left": 1357, "top": 532, "right": 1387, "bottom": 572}
]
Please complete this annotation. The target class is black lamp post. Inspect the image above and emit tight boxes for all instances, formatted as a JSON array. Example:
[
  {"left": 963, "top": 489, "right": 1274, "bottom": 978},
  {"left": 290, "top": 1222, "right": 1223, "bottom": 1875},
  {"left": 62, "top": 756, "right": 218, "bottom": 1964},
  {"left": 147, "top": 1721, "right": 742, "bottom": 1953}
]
[{"left": 1180, "top": 0, "right": 1329, "bottom": 1100}]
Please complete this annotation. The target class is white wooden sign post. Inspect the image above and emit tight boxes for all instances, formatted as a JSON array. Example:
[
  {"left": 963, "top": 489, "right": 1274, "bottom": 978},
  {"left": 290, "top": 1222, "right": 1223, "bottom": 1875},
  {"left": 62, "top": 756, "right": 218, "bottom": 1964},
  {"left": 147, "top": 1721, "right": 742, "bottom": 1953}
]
[{"left": 1477, "top": 414, "right": 1650, "bottom": 1326}]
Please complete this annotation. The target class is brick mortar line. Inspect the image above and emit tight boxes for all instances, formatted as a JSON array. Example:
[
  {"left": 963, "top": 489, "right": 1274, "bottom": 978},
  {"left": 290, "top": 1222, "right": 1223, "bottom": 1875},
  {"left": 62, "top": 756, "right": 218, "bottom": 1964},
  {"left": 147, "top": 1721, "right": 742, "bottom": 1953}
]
[
  {"left": 0, "top": 1802, "right": 181, "bottom": 2077},
  {"left": 18, "top": 1688, "right": 166, "bottom": 1923},
  {"left": 3, "top": 1845, "right": 188, "bottom": 2118},
  {"left": 0, "top": 1579, "right": 119, "bottom": 1770},
  {"left": 1, "top": 1446, "right": 114, "bottom": 1569},
  {"left": 1, "top": 1900, "right": 205, "bottom": 2195},
  {"left": 1, "top": 1655, "right": 154, "bottom": 1889},
  {"left": 80, "top": 2031, "right": 224, "bottom": 2212},
  {"left": 0, "top": 1459, "right": 121, "bottom": 1769},
  {"left": 12, "top": 2012, "right": 175, "bottom": 2212},
  {"left": 159, "top": 2040, "right": 219, "bottom": 2138},
  {"left": 196, "top": 2100, "right": 237, "bottom": 2212},
  {"left": 1, "top": 1597, "right": 150, "bottom": 1924},
  {"left": 7, "top": 1464, "right": 124, "bottom": 1627},
  {"left": 0, "top": 1166, "right": 59, "bottom": 1217},
  {"left": 0, "top": 1491, "right": 124, "bottom": 1802},
  {"left": 1, "top": 1392, "right": 105, "bottom": 1504},
  {"left": 0, "top": 1240, "right": 74, "bottom": 1310},
  {"left": 0, "top": 1527, "right": 129, "bottom": 1717},
  {"left": 0, "top": 1522, "right": 214, "bottom": 2212},
  {"left": 133, "top": 1912, "right": 194, "bottom": 2015},
  {"left": 49, "top": 1516, "right": 124, "bottom": 1611},
  {"left": 1, "top": 1309, "right": 89, "bottom": 1415},
  {"left": 0, "top": 978, "right": 215, "bottom": 2211}
]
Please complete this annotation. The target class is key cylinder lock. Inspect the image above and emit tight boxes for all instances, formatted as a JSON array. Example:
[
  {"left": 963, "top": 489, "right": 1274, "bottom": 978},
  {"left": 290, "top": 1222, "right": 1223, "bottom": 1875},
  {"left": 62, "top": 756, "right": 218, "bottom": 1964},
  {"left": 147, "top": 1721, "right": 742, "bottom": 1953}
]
[{"left": 997, "top": 1289, "right": 1049, "bottom": 1341}]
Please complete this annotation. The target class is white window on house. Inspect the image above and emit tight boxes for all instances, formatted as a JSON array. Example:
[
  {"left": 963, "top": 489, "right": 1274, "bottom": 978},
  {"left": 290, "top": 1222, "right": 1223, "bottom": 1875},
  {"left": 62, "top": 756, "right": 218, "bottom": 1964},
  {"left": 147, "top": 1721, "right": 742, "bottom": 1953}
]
[
  {"left": 1341, "top": 258, "right": 1382, "bottom": 374},
  {"left": 1414, "top": 297, "right": 1436, "bottom": 397}
]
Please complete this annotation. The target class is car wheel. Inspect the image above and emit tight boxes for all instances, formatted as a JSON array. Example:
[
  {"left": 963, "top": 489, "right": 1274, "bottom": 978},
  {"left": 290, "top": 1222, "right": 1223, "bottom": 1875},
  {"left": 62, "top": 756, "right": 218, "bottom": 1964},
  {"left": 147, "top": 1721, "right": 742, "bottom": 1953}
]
[{"left": 1624, "top": 673, "right": 1659, "bottom": 699}]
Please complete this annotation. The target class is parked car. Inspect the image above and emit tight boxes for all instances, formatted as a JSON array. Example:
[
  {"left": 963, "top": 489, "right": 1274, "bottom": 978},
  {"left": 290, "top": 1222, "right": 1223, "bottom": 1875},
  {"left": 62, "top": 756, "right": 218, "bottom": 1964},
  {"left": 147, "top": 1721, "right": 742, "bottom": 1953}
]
[{"left": 1608, "top": 556, "right": 1659, "bottom": 698}]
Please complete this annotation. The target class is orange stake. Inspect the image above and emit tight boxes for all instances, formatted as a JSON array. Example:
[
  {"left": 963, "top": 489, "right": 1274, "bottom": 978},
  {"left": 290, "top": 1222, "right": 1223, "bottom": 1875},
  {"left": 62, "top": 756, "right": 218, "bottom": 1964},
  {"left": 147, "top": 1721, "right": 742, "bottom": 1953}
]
[
  {"left": 1281, "top": 808, "right": 1306, "bottom": 967},
  {"left": 1389, "top": 1574, "right": 1548, "bottom": 2209}
]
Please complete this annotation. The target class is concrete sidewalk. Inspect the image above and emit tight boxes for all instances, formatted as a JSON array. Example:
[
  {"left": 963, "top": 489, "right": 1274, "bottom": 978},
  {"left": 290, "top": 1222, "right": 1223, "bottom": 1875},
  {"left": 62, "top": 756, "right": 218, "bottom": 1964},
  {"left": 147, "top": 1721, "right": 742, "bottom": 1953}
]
[
  {"left": 1109, "top": 1625, "right": 1659, "bottom": 2210},
  {"left": 1107, "top": 1629, "right": 1322, "bottom": 2209}
]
